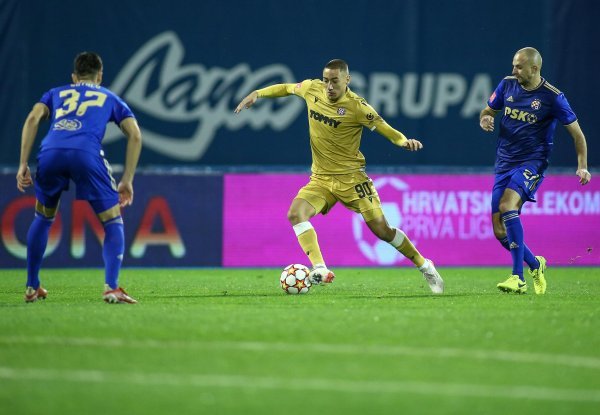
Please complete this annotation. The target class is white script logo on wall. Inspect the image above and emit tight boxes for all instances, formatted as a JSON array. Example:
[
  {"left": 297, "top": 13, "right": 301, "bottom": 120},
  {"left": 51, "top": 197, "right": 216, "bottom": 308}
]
[
  {"left": 103, "top": 31, "right": 303, "bottom": 161},
  {"left": 352, "top": 177, "right": 411, "bottom": 265},
  {"left": 102, "top": 31, "right": 492, "bottom": 161}
]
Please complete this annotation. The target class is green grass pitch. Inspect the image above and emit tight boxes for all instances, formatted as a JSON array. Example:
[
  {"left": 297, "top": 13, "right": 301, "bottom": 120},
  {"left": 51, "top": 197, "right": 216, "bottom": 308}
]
[{"left": 1, "top": 267, "right": 599, "bottom": 415}]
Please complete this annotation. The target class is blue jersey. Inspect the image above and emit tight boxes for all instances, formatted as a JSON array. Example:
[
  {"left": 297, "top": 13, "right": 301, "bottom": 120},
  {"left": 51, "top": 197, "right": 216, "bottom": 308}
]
[
  {"left": 487, "top": 76, "right": 577, "bottom": 173},
  {"left": 39, "top": 82, "right": 134, "bottom": 155}
]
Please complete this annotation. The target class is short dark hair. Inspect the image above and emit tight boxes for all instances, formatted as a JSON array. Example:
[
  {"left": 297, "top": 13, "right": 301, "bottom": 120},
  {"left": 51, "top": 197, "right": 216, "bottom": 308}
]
[
  {"left": 74, "top": 52, "right": 103, "bottom": 78},
  {"left": 324, "top": 59, "right": 349, "bottom": 73}
]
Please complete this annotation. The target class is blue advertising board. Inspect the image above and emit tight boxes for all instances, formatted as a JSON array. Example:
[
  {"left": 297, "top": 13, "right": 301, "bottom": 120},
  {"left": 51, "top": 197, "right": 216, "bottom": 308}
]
[{"left": 0, "top": 174, "right": 223, "bottom": 268}]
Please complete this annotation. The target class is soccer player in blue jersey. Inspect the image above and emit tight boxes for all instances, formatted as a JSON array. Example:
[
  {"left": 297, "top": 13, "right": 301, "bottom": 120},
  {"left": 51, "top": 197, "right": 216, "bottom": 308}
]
[
  {"left": 16, "top": 52, "right": 142, "bottom": 304},
  {"left": 479, "top": 47, "right": 591, "bottom": 294}
]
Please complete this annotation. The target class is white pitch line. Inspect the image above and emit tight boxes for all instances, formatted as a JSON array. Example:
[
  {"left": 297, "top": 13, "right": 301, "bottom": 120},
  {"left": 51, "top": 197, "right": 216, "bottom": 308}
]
[
  {"left": 1, "top": 335, "right": 600, "bottom": 370},
  {"left": 0, "top": 366, "right": 599, "bottom": 403}
]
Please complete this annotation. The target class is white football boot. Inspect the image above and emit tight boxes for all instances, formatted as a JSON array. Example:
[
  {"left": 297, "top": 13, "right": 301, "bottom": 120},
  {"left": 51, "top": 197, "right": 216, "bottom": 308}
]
[
  {"left": 421, "top": 259, "right": 444, "bottom": 294},
  {"left": 308, "top": 264, "right": 335, "bottom": 285}
]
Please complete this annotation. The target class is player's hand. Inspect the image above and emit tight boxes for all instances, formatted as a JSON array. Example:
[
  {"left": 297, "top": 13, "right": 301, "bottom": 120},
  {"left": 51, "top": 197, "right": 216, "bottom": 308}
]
[
  {"left": 118, "top": 181, "right": 134, "bottom": 207},
  {"left": 576, "top": 168, "right": 591, "bottom": 185},
  {"left": 234, "top": 91, "right": 259, "bottom": 113},
  {"left": 16, "top": 164, "right": 33, "bottom": 192},
  {"left": 401, "top": 139, "right": 423, "bottom": 152},
  {"left": 480, "top": 115, "right": 495, "bottom": 132}
]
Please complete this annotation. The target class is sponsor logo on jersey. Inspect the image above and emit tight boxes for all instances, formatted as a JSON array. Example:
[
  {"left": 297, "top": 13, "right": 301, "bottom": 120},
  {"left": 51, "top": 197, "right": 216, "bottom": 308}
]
[
  {"left": 309, "top": 110, "right": 341, "bottom": 128},
  {"left": 53, "top": 118, "right": 82, "bottom": 131},
  {"left": 366, "top": 113, "right": 374, "bottom": 121},
  {"left": 504, "top": 106, "right": 537, "bottom": 124},
  {"left": 337, "top": 107, "right": 346, "bottom": 115},
  {"left": 507, "top": 95, "right": 514, "bottom": 102},
  {"left": 531, "top": 99, "right": 541, "bottom": 110}
]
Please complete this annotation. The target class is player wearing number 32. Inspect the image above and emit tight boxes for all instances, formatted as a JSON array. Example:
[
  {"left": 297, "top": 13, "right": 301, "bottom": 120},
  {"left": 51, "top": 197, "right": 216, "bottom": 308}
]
[
  {"left": 480, "top": 47, "right": 591, "bottom": 295},
  {"left": 16, "top": 52, "right": 142, "bottom": 304},
  {"left": 235, "top": 59, "right": 444, "bottom": 293}
]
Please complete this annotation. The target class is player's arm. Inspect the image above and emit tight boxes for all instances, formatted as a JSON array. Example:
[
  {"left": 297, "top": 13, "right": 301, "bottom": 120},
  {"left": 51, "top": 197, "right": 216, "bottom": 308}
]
[
  {"left": 359, "top": 99, "right": 422, "bottom": 151},
  {"left": 479, "top": 105, "right": 499, "bottom": 132},
  {"left": 117, "top": 117, "right": 143, "bottom": 206},
  {"left": 373, "top": 121, "right": 422, "bottom": 152},
  {"left": 235, "top": 81, "right": 311, "bottom": 113},
  {"left": 16, "top": 103, "right": 49, "bottom": 192},
  {"left": 564, "top": 120, "right": 591, "bottom": 185}
]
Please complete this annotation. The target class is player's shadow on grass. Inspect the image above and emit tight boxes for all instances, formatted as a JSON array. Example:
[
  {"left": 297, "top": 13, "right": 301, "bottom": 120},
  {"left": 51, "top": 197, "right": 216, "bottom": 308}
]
[
  {"left": 151, "top": 293, "right": 281, "bottom": 299},
  {"left": 346, "top": 293, "right": 472, "bottom": 299}
]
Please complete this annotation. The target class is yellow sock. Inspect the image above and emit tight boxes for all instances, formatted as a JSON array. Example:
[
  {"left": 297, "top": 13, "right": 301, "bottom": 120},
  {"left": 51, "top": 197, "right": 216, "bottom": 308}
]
[
  {"left": 297, "top": 228, "right": 325, "bottom": 267},
  {"left": 397, "top": 238, "right": 425, "bottom": 267}
]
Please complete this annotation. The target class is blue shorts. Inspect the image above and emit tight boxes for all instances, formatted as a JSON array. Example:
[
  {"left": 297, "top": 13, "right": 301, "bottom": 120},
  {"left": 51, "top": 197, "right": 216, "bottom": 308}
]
[
  {"left": 491, "top": 165, "right": 545, "bottom": 214},
  {"left": 34, "top": 148, "right": 119, "bottom": 208}
]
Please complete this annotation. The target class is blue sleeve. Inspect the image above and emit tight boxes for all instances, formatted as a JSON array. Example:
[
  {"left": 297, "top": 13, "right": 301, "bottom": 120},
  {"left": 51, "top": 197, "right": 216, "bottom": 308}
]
[
  {"left": 110, "top": 94, "right": 135, "bottom": 125},
  {"left": 39, "top": 89, "right": 54, "bottom": 113},
  {"left": 487, "top": 79, "right": 505, "bottom": 111},
  {"left": 552, "top": 93, "right": 577, "bottom": 125}
]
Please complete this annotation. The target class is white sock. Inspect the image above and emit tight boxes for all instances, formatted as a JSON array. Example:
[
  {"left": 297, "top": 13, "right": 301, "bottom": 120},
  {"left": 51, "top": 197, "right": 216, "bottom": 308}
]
[
  {"left": 292, "top": 221, "right": 313, "bottom": 236},
  {"left": 389, "top": 228, "right": 406, "bottom": 248},
  {"left": 418, "top": 259, "right": 431, "bottom": 272}
]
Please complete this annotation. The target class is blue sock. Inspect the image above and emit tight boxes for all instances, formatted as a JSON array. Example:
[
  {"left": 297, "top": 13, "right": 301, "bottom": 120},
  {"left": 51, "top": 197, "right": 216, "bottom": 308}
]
[
  {"left": 103, "top": 219, "right": 124, "bottom": 290},
  {"left": 498, "top": 237, "right": 539, "bottom": 270},
  {"left": 26, "top": 215, "right": 53, "bottom": 289},
  {"left": 501, "top": 210, "right": 525, "bottom": 281}
]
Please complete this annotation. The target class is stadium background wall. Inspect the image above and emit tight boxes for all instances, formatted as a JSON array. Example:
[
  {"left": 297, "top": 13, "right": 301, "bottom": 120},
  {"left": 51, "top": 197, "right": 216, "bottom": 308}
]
[
  {"left": 0, "top": 0, "right": 598, "bottom": 169},
  {"left": 1, "top": 1, "right": 598, "bottom": 268}
]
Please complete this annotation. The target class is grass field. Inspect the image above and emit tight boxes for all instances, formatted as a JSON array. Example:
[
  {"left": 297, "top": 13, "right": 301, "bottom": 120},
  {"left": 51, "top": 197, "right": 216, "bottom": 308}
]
[{"left": 1, "top": 267, "right": 599, "bottom": 415}]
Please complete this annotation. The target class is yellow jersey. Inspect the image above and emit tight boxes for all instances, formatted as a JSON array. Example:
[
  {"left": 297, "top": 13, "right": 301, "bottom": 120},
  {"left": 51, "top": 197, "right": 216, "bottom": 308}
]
[{"left": 260, "top": 79, "right": 394, "bottom": 174}]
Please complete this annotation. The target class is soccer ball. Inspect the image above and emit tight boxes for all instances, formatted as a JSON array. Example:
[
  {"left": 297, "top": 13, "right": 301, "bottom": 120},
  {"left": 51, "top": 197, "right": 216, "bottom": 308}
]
[{"left": 280, "top": 264, "right": 312, "bottom": 294}]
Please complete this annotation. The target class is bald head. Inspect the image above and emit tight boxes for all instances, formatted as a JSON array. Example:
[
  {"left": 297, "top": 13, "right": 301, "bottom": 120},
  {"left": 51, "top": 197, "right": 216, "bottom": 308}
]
[
  {"left": 516, "top": 47, "right": 542, "bottom": 70},
  {"left": 512, "top": 47, "right": 543, "bottom": 88}
]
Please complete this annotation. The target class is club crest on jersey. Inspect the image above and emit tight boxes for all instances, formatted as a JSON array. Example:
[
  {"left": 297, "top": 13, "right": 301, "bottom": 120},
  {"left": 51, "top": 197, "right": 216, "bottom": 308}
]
[
  {"left": 337, "top": 107, "right": 346, "bottom": 116},
  {"left": 53, "top": 118, "right": 82, "bottom": 131},
  {"left": 531, "top": 99, "right": 541, "bottom": 110}
]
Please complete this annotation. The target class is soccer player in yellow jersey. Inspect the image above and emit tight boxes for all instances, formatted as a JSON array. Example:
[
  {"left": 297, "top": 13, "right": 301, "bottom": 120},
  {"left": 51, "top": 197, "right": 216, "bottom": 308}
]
[{"left": 235, "top": 59, "right": 444, "bottom": 293}]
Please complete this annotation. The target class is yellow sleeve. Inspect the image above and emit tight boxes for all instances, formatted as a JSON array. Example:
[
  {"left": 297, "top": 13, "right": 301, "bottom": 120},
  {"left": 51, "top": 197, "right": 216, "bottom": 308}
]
[
  {"left": 256, "top": 84, "right": 294, "bottom": 98},
  {"left": 256, "top": 80, "right": 313, "bottom": 98},
  {"left": 355, "top": 99, "right": 407, "bottom": 146},
  {"left": 373, "top": 121, "right": 408, "bottom": 147}
]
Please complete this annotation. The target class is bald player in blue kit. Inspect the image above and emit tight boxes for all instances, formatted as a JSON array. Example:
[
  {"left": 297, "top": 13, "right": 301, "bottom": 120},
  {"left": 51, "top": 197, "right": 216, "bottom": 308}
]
[{"left": 480, "top": 47, "right": 591, "bottom": 294}]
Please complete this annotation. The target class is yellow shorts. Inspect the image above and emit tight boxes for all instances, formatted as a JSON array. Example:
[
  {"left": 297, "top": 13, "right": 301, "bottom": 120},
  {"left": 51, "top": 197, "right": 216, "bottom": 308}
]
[{"left": 295, "top": 172, "right": 384, "bottom": 222}]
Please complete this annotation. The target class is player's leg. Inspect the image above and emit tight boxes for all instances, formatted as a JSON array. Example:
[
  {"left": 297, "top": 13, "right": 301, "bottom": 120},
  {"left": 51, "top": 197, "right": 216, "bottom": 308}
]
[
  {"left": 492, "top": 213, "right": 545, "bottom": 293},
  {"left": 498, "top": 188, "right": 526, "bottom": 278},
  {"left": 364, "top": 214, "right": 444, "bottom": 294},
  {"left": 344, "top": 172, "right": 443, "bottom": 293},
  {"left": 24, "top": 199, "right": 58, "bottom": 302},
  {"left": 24, "top": 150, "right": 69, "bottom": 302},
  {"left": 72, "top": 150, "right": 136, "bottom": 303},
  {"left": 491, "top": 174, "right": 540, "bottom": 271},
  {"left": 289, "top": 175, "right": 337, "bottom": 284}
]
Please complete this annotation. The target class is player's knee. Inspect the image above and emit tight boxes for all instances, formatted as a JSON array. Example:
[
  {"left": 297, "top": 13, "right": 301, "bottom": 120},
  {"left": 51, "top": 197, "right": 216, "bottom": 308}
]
[
  {"left": 493, "top": 227, "right": 506, "bottom": 240},
  {"left": 287, "top": 208, "right": 305, "bottom": 225},
  {"left": 368, "top": 220, "right": 394, "bottom": 242},
  {"left": 498, "top": 200, "right": 516, "bottom": 214},
  {"left": 35, "top": 200, "right": 59, "bottom": 220}
]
